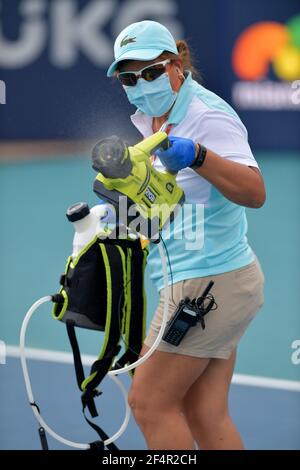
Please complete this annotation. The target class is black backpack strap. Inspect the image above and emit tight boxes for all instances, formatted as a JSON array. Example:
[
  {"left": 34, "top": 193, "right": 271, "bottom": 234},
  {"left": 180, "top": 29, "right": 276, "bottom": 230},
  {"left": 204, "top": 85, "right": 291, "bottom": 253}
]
[
  {"left": 66, "top": 320, "right": 99, "bottom": 418},
  {"left": 113, "top": 246, "right": 148, "bottom": 373},
  {"left": 80, "top": 243, "right": 126, "bottom": 392},
  {"left": 129, "top": 246, "right": 147, "bottom": 355},
  {"left": 77, "top": 242, "right": 128, "bottom": 449},
  {"left": 83, "top": 411, "right": 119, "bottom": 451},
  {"left": 59, "top": 238, "right": 146, "bottom": 450},
  {"left": 66, "top": 320, "right": 119, "bottom": 450},
  {"left": 38, "top": 427, "right": 49, "bottom": 451}
]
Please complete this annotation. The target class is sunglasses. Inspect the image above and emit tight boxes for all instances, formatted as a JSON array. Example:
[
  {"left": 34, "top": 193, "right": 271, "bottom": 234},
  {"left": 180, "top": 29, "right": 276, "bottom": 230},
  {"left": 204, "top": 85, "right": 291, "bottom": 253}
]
[{"left": 117, "top": 59, "right": 171, "bottom": 87}]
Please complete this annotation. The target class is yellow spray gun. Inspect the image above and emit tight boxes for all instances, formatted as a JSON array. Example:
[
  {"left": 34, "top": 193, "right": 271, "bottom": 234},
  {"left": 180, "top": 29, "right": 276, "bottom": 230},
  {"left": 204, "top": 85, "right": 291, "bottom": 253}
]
[{"left": 92, "top": 132, "right": 185, "bottom": 240}]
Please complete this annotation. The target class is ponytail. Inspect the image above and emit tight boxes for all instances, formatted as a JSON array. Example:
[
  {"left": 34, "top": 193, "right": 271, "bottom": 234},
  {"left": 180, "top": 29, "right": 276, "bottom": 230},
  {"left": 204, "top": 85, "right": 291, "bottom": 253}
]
[
  {"left": 176, "top": 40, "right": 200, "bottom": 79},
  {"left": 161, "top": 39, "right": 201, "bottom": 81}
]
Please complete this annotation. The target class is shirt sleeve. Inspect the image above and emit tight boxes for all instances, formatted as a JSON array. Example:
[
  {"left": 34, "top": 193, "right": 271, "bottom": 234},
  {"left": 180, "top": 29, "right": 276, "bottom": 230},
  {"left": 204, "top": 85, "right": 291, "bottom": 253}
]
[{"left": 196, "top": 109, "right": 259, "bottom": 169}]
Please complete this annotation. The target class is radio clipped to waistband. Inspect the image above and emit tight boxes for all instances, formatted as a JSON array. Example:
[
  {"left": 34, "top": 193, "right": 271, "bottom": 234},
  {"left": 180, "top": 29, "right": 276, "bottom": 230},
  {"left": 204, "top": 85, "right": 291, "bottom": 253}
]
[{"left": 162, "top": 281, "right": 217, "bottom": 346}]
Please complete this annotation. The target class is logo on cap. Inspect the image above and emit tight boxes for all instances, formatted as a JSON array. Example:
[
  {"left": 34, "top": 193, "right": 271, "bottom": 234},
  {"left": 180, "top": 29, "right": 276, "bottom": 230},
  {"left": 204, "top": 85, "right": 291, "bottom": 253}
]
[{"left": 120, "top": 35, "right": 136, "bottom": 48}]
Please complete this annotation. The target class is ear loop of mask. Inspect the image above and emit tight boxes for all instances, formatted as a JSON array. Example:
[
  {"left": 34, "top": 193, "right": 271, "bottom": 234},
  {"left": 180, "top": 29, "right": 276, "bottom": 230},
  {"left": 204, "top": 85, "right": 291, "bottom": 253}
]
[
  {"left": 176, "top": 68, "right": 186, "bottom": 82},
  {"left": 155, "top": 67, "right": 184, "bottom": 133}
]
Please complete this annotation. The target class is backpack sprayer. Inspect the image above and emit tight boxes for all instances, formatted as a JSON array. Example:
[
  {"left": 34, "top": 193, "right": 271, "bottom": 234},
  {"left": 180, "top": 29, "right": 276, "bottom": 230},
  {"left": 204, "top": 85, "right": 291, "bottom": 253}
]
[{"left": 20, "top": 132, "right": 186, "bottom": 450}]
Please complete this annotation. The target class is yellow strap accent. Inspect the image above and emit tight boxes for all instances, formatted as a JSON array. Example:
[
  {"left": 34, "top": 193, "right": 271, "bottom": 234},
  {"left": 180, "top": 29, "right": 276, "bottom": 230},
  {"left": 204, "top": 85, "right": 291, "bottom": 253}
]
[
  {"left": 81, "top": 243, "right": 112, "bottom": 391},
  {"left": 116, "top": 245, "right": 127, "bottom": 334},
  {"left": 124, "top": 248, "right": 132, "bottom": 345},
  {"left": 81, "top": 371, "right": 97, "bottom": 391},
  {"left": 142, "top": 249, "right": 148, "bottom": 339},
  {"left": 140, "top": 237, "right": 150, "bottom": 250},
  {"left": 65, "top": 255, "right": 72, "bottom": 272},
  {"left": 52, "top": 256, "right": 72, "bottom": 320},
  {"left": 52, "top": 289, "right": 68, "bottom": 320}
]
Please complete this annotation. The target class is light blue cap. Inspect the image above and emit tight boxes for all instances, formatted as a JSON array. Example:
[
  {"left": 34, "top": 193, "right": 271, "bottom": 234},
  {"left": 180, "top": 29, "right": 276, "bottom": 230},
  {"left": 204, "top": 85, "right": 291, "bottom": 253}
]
[{"left": 107, "top": 20, "right": 178, "bottom": 77}]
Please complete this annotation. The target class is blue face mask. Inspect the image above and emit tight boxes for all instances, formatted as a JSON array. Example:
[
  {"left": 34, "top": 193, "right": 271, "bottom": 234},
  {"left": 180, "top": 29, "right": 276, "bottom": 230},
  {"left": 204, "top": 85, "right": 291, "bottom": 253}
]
[{"left": 123, "top": 73, "right": 177, "bottom": 117}]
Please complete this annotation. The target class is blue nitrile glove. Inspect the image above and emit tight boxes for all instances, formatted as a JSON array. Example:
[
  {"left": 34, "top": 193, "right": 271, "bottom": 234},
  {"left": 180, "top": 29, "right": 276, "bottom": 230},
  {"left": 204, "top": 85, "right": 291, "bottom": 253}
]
[{"left": 155, "top": 136, "right": 196, "bottom": 173}]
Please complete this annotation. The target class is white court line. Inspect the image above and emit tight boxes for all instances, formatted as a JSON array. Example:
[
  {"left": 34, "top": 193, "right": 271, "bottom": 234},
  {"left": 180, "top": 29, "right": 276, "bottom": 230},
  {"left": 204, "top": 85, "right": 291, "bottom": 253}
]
[
  {"left": 5, "top": 345, "right": 300, "bottom": 392},
  {"left": 231, "top": 374, "right": 300, "bottom": 392},
  {"left": 7, "top": 345, "right": 95, "bottom": 366}
]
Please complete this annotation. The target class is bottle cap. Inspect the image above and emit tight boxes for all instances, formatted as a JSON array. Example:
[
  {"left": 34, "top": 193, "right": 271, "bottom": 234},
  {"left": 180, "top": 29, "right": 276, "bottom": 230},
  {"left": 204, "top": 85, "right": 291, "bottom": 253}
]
[{"left": 66, "top": 202, "right": 90, "bottom": 222}]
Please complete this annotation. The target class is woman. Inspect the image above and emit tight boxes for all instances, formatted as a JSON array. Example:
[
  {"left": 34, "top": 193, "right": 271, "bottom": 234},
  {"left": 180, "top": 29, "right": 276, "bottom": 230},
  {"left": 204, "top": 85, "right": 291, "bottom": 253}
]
[{"left": 107, "top": 20, "right": 266, "bottom": 450}]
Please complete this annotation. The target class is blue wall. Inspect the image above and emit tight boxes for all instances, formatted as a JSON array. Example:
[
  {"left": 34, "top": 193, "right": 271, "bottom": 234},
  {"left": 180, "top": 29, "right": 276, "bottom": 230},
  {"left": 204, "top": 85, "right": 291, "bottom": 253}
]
[{"left": 1, "top": 0, "right": 299, "bottom": 149}]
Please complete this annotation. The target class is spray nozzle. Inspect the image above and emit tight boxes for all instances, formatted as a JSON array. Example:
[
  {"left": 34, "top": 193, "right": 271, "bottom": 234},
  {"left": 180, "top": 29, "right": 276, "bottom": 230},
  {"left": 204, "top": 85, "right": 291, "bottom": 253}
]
[{"left": 91, "top": 136, "right": 132, "bottom": 179}]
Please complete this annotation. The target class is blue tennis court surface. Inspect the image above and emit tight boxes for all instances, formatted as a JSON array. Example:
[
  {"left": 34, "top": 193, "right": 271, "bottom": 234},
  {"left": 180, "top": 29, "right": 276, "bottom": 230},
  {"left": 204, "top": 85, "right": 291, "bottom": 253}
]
[{"left": 0, "top": 354, "right": 299, "bottom": 450}]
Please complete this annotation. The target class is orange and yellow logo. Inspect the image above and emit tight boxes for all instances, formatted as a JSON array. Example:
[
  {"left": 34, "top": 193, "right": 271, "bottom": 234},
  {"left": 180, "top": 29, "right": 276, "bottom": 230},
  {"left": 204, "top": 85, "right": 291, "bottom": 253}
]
[{"left": 232, "top": 14, "right": 300, "bottom": 81}]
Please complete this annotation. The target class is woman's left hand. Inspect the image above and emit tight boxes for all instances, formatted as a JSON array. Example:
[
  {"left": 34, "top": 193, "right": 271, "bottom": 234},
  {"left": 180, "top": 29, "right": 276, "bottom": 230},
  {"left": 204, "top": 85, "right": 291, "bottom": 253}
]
[{"left": 155, "top": 136, "right": 196, "bottom": 172}]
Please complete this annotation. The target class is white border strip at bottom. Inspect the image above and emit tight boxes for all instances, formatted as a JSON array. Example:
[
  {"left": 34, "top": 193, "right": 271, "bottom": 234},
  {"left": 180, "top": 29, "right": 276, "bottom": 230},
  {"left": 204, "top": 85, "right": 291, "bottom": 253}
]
[{"left": 5, "top": 345, "right": 300, "bottom": 392}]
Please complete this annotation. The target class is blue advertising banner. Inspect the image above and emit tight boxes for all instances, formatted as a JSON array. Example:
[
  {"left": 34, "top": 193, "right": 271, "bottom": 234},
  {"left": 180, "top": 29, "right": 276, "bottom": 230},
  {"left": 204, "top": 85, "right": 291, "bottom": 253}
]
[{"left": 0, "top": 0, "right": 299, "bottom": 149}]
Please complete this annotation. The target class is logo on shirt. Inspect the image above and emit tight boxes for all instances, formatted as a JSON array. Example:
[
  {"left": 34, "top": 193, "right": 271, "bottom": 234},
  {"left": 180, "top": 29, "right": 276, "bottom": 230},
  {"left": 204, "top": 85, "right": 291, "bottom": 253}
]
[
  {"left": 231, "top": 14, "right": 300, "bottom": 110},
  {"left": 120, "top": 35, "right": 136, "bottom": 48}
]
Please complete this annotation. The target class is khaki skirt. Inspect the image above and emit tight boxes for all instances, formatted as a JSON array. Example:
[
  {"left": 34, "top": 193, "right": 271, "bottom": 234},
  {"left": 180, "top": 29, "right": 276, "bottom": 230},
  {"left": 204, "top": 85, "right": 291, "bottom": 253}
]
[{"left": 144, "top": 258, "right": 265, "bottom": 359}]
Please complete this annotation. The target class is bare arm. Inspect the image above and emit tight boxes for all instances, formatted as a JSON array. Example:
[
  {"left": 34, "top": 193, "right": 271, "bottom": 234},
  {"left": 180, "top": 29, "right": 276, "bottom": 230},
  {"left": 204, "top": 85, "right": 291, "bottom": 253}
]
[{"left": 195, "top": 148, "right": 266, "bottom": 208}]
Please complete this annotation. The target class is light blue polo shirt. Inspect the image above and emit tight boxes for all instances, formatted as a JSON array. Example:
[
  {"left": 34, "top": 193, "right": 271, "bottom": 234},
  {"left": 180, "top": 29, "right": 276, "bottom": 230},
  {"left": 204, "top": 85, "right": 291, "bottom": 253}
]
[{"left": 130, "top": 73, "right": 258, "bottom": 292}]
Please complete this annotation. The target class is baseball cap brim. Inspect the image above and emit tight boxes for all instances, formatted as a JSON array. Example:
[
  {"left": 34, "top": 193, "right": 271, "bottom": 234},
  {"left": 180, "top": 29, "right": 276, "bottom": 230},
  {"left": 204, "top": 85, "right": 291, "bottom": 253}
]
[{"left": 107, "top": 48, "right": 164, "bottom": 77}]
